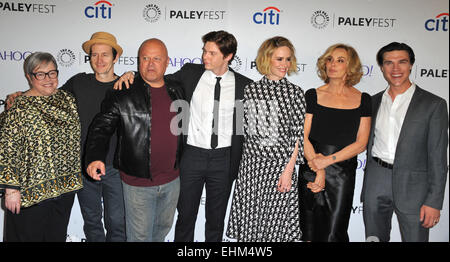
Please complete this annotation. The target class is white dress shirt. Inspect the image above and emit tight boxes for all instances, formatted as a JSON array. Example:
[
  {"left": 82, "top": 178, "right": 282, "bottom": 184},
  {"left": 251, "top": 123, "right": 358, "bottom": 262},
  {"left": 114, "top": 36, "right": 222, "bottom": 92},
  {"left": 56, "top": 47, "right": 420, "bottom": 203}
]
[
  {"left": 187, "top": 69, "right": 235, "bottom": 149},
  {"left": 372, "top": 83, "right": 416, "bottom": 164}
]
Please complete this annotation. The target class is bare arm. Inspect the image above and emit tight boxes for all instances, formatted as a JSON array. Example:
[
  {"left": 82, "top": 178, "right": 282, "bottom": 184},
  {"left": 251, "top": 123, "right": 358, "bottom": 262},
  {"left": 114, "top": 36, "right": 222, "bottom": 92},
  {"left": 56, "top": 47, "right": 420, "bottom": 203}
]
[
  {"left": 311, "top": 116, "right": 371, "bottom": 171},
  {"left": 277, "top": 140, "right": 299, "bottom": 193},
  {"left": 303, "top": 113, "right": 326, "bottom": 192},
  {"left": 303, "top": 113, "right": 318, "bottom": 162}
]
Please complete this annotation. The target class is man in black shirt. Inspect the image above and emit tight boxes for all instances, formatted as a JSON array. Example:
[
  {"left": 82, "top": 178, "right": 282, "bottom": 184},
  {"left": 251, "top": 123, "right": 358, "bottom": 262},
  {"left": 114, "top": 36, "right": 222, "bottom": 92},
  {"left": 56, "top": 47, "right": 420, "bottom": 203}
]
[{"left": 5, "top": 32, "right": 126, "bottom": 242}]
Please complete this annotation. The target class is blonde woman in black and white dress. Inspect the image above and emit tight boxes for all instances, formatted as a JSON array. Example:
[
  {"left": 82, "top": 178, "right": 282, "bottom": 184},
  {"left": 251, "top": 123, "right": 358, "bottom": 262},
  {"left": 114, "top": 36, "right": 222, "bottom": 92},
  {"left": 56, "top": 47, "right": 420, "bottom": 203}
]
[{"left": 226, "top": 36, "right": 306, "bottom": 242}]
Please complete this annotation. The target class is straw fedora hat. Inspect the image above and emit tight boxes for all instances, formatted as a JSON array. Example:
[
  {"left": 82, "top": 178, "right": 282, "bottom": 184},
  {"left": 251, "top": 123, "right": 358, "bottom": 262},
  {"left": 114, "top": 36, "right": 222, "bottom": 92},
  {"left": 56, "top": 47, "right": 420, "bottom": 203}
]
[{"left": 82, "top": 31, "right": 123, "bottom": 57}]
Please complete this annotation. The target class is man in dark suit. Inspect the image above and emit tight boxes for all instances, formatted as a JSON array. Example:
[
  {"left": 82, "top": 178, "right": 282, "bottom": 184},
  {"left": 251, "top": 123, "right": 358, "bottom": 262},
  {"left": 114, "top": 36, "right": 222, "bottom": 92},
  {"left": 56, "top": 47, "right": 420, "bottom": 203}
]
[
  {"left": 361, "top": 42, "right": 448, "bottom": 242},
  {"left": 167, "top": 31, "right": 253, "bottom": 242}
]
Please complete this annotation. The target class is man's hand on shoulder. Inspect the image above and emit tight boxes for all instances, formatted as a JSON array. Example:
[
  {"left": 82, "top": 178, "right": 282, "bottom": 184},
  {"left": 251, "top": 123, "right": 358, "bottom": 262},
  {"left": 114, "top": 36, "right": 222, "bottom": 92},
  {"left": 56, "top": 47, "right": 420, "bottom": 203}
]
[
  {"left": 5, "top": 91, "right": 24, "bottom": 110},
  {"left": 113, "top": 71, "right": 135, "bottom": 90}
]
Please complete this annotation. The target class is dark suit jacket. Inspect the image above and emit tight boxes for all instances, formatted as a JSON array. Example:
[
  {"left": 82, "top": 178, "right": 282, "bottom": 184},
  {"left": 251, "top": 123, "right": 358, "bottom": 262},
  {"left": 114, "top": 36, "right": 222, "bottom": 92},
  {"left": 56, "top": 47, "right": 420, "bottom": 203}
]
[
  {"left": 362, "top": 85, "right": 448, "bottom": 213},
  {"left": 166, "top": 63, "right": 253, "bottom": 181}
]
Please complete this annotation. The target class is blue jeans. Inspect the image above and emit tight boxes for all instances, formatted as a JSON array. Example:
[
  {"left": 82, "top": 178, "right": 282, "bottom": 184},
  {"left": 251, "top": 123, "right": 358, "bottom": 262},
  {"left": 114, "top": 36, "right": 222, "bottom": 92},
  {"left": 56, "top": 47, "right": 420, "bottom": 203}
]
[
  {"left": 77, "top": 165, "right": 126, "bottom": 242},
  {"left": 122, "top": 177, "right": 180, "bottom": 242}
]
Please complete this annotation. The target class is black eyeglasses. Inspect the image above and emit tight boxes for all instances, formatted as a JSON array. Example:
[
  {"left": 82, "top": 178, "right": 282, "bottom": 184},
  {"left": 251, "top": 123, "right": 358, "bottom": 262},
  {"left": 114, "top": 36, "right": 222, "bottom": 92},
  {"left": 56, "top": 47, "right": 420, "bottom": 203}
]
[{"left": 31, "top": 70, "right": 59, "bottom": 80}]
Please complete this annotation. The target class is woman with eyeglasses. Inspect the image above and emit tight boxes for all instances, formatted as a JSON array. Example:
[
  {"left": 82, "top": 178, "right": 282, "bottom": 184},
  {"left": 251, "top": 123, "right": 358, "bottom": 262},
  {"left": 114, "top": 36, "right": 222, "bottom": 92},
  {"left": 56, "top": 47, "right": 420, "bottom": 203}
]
[{"left": 0, "top": 52, "right": 83, "bottom": 242}]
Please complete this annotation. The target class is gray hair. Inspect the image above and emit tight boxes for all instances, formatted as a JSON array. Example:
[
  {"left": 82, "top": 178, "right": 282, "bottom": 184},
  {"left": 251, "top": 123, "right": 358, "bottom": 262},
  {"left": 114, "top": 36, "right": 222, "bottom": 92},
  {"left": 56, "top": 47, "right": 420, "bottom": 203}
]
[{"left": 23, "top": 52, "right": 58, "bottom": 76}]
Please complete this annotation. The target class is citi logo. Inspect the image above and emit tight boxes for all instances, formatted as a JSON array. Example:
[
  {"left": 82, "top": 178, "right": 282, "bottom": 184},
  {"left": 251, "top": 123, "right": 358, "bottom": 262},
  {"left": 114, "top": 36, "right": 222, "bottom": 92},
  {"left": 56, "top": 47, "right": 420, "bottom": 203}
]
[
  {"left": 253, "top": 6, "right": 281, "bottom": 25},
  {"left": 85, "top": 0, "right": 112, "bottom": 19},
  {"left": 425, "top": 13, "right": 449, "bottom": 31}
]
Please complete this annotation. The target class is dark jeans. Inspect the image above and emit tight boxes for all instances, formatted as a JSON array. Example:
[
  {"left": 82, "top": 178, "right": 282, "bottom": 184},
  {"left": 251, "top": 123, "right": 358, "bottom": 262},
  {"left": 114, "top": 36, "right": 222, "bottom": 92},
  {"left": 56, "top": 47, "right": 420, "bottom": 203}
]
[
  {"left": 175, "top": 145, "right": 232, "bottom": 242},
  {"left": 4, "top": 193, "right": 75, "bottom": 242},
  {"left": 77, "top": 165, "right": 126, "bottom": 242}
]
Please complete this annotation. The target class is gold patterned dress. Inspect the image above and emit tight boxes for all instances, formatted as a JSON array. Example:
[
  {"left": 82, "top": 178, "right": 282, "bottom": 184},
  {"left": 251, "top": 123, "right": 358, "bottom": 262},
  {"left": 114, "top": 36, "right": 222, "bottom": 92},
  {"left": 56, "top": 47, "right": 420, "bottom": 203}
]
[{"left": 0, "top": 89, "right": 83, "bottom": 208}]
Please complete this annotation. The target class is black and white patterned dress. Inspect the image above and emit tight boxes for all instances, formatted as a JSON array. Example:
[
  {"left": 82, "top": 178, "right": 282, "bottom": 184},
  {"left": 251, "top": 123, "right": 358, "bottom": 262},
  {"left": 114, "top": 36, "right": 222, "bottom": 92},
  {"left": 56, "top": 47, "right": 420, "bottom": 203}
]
[{"left": 226, "top": 76, "right": 306, "bottom": 242}]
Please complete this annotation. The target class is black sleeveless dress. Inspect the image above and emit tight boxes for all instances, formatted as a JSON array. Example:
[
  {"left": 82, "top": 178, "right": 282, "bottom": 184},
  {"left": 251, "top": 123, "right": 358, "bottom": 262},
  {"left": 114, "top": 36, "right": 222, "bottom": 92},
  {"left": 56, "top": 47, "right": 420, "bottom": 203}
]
[{"left": 299, "top": 88, "right": 371, "bottom": 242}]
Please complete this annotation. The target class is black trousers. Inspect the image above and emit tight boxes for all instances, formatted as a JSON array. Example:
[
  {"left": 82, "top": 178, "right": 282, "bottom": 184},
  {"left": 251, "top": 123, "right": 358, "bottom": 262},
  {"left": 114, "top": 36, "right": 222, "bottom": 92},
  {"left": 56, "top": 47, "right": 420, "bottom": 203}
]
[
  {"left": 4, "top": 193, "right": 75, "bottom": 242},
  {"left": 175, "top": 145, "right": 232, "bottom": 242}
]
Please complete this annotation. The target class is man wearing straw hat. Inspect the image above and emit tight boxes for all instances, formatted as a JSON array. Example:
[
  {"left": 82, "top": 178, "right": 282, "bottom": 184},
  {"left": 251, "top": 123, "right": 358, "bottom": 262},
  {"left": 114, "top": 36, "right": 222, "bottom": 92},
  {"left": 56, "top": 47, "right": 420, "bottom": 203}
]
[{"left": 5, "top": 31, "right": 127, "bottom": 242}]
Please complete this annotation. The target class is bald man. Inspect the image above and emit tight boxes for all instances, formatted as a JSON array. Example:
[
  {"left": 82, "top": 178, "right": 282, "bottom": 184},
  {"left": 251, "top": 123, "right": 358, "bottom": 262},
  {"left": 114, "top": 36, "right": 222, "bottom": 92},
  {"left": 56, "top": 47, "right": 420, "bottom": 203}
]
[{"left": 85, "top": 39, "right": 184, "bottom": 242}]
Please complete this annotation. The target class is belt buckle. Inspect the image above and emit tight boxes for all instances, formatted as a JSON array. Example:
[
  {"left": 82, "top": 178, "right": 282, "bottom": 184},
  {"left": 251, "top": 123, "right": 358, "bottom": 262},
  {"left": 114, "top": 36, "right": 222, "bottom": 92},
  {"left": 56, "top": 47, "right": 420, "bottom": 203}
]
[{"left": 374, "top": 157, "right": 392, "bottom": 169}]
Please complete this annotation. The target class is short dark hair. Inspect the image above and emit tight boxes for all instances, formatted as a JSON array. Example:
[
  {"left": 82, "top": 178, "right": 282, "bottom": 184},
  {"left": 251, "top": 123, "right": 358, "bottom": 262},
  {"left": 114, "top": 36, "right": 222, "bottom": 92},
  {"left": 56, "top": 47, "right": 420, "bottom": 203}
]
[
  {"left": 202, "top": 30, "right": 237, "bottom": 64},
  {"left": 376, "top": 42, "right": 415, "bottom": 66}
]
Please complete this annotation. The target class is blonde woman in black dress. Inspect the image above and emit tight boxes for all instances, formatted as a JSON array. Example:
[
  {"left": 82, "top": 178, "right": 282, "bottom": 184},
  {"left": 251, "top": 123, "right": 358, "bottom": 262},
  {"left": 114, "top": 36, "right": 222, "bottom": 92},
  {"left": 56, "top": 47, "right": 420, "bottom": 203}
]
[
  {"left": 226, "top": 36, "right": 306, "bottom": 242},
  {"left": 300, "top": 43, "right": 371, "bottom": 242}
]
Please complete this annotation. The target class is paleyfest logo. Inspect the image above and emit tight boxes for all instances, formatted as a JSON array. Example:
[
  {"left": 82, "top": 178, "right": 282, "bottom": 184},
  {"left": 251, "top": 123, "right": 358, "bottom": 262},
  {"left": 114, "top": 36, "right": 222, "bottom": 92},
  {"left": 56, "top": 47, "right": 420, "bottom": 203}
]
[
  {"left": 143, "top": 3, "right": 161, "bottom": 23},
  {"left": 0, "top": 2, "right": 56, "bottom": 13},
  {"left": 57, "top": 49, "right": 76, "bottom": 67},
  {"left": 311, "top": 10, "right": 330, "bottom": 29},
  {"left": 230, "top": 55, "right": 242, "bottom": 72},
  {"left": 311, "top": 10, "right": 396, "bottom": 29}
]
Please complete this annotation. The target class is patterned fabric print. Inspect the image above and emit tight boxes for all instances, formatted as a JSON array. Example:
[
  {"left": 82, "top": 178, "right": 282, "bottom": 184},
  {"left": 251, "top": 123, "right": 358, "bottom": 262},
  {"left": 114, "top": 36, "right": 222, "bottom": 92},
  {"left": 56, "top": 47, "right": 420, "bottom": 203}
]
[
  {"left": 242, "top": 77, "right": 305, "bottom": 165},
  {"left": 227, "top": 77, "right": 306, "bottom": 242},
  {"left": 0, "top": 90, "right": 83, "bottom": 208}
]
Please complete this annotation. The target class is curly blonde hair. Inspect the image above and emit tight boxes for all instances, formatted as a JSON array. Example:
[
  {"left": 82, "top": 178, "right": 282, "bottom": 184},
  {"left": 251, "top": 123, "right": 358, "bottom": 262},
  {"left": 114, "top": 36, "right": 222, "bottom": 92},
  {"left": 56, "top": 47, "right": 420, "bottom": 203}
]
[{"left": 317, "top": 43, "right": 363, "bottom": 86}]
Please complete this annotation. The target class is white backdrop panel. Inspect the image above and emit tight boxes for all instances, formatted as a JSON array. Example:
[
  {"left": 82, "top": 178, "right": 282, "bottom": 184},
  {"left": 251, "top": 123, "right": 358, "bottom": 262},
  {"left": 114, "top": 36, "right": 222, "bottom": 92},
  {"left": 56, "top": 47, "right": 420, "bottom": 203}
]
[{"left": 0, "top": 0, "right": 448, "bottom": 242}]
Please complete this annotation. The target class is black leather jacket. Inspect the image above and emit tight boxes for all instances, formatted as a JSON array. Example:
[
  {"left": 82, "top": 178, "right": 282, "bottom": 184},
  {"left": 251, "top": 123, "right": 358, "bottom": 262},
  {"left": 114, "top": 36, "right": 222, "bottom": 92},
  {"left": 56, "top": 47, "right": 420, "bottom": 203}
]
[{"left": 85, "top": 74, "right": 184, "bottom": 179}]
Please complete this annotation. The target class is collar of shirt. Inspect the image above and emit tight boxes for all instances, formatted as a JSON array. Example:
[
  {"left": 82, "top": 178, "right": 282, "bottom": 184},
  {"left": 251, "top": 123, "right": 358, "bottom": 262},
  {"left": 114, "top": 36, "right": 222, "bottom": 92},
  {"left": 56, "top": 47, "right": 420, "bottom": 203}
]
[
  {"left": 382, "top": 82, "right": 416, "bottom": 104},
  {"left": 373, "top": 82, "right": 416, "bottom": 163},
  {"left": 187, "top": 69, "right": 235, "bottom": 149},
  {"left": 205, "top": 69, "right": 233, "bottom": 84}
]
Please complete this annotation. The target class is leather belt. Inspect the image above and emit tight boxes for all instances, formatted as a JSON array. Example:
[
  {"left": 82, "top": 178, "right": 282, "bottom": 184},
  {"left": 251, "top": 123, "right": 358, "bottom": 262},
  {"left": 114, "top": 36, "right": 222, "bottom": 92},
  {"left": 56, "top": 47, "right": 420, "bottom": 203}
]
[{"left": 372, "top": 157, "right": 393, "bottom": 169}]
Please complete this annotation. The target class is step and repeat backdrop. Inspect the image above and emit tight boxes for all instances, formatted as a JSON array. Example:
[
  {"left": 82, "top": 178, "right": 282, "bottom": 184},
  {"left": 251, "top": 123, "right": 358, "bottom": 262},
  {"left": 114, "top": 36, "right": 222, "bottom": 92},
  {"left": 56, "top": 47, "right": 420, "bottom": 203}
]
[{"left": 0, "top": 0, "right": 448, "bottom": 242}]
